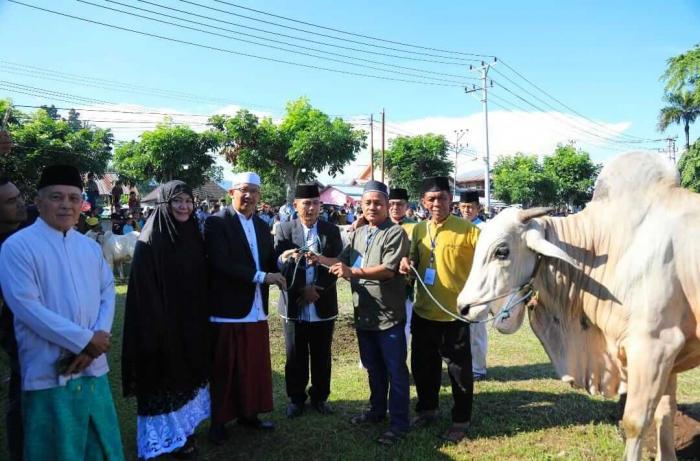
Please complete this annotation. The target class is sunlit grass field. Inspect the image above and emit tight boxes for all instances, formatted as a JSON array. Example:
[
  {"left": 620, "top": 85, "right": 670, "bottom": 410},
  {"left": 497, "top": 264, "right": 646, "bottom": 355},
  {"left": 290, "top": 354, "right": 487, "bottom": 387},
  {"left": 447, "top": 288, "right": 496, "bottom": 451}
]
[{"left": 1, "top": 281, "right": 699, "bottom": 460}]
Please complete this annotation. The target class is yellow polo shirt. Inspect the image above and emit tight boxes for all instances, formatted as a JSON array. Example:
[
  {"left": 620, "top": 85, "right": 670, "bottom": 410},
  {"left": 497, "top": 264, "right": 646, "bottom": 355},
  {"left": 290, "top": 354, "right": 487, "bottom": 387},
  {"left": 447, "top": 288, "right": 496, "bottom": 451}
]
[{"left": 410, "top": 215, "right": 480, "bottom": 321}]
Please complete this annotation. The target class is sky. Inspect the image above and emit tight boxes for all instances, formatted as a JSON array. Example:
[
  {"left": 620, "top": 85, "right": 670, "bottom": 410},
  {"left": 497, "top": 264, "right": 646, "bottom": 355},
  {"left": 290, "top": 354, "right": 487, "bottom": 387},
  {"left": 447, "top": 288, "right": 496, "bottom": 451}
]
[{"left": 1, "top": 0, "right": 698, "bottom": 185}]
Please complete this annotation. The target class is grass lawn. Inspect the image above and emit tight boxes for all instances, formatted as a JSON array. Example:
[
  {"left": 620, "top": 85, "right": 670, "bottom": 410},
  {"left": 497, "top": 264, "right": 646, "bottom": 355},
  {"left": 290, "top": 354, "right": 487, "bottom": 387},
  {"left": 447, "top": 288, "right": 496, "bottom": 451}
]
[{"left": 1, "top": 280, "right": 699, "bottom": 460}]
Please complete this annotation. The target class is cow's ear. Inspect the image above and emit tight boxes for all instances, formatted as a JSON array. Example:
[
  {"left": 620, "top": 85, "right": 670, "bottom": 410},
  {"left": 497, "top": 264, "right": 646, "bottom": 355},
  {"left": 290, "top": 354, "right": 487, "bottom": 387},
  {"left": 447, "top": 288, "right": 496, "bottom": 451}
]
[
  {"left": 524, "top": 228, "right": 581, "bottom": 270},
  {"left": 518, "top": 207, "right": 553, "bottom": 223}
]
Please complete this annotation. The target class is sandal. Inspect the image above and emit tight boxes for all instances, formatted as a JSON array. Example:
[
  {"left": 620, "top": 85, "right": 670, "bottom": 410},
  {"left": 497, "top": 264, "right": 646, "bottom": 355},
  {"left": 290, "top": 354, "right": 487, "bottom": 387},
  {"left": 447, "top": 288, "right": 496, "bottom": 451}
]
[
  {"left": 349, "top": 412, "right": 384, "bottom": 425},
  {"left": 377, "top": 430, "right": 405, "bottom": 446},
  {"left": 440, "top": 422, "right": 470, "bottom": 443},
  {"left": 411, "top": 412, "right": 439, "bottom": 428}
]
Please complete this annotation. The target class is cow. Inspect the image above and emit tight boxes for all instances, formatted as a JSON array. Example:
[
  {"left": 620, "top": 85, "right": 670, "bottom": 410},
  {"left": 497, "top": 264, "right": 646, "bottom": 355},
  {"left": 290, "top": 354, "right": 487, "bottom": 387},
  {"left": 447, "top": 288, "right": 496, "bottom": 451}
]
[
  {"left": 85, "top": 230, "right": 139, "bottom": 280},
  {"left": 456, "top": 152, "right": 700, "bottom": 461}
]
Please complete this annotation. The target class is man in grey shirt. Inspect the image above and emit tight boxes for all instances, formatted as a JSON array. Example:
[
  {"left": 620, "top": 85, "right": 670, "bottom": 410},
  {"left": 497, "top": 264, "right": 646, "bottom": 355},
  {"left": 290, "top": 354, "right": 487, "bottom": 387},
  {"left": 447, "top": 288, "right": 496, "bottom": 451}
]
[{"left": 311, "top": 180, "right": 409, "bottom": 445}]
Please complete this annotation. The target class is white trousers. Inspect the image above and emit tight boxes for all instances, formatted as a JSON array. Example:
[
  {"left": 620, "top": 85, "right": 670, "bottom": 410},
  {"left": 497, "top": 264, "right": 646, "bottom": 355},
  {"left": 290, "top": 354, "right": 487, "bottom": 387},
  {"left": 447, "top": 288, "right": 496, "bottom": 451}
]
[{"left": 470, "top": 321, "right": 488, "bottom": 375}]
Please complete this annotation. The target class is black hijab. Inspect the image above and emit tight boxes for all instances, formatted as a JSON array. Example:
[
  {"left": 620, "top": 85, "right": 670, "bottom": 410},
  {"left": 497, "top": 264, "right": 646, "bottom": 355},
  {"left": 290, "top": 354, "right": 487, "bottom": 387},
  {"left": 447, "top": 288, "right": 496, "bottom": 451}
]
[{"left": 122, "top": 180, "right": 210, "bottom": 412}]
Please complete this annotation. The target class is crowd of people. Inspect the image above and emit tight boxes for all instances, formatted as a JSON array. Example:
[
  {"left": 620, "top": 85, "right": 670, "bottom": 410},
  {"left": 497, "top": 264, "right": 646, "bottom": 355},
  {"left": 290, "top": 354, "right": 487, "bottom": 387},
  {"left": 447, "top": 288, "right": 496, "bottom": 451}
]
[{"left": 0, "top": 165, "right": 490, "bottom": 460}]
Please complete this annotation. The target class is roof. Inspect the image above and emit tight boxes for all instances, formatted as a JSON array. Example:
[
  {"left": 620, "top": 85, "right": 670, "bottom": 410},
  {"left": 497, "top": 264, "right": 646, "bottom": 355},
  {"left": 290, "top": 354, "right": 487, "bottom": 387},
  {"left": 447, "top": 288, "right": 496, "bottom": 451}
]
[
  {"left": 324, "top": 185, "right": 364, "bottom": 198},
  {"left": 89, "top": 172, "right": 133, "bottom": 196},
  {"left": 456, "top": 169, "right": 485, "bottom": 183},
  {"left": 141, "top": 181, "right": 227, "bottom": 204},
  {"left": 193, "top": 181, "right": 227, "bottom": 202}
]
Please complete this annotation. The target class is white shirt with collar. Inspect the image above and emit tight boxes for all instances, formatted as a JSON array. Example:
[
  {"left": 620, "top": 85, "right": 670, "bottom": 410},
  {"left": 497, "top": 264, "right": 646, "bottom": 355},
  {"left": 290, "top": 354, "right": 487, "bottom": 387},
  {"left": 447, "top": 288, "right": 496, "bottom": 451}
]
[
  {"left": 0, "top": 218, "right": 116, "bottom": 391},
  {"left": 209, "top": 209, "right": 267, "bottom": 324}
]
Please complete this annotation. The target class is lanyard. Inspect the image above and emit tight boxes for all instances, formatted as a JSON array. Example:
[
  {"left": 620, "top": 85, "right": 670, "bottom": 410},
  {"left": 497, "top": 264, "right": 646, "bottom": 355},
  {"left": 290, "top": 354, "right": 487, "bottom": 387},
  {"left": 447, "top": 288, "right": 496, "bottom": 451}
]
[
  {"left": 427, "top": 222, "right": 439, "bottom": 266},
  {"left": 365, "top": 227, "right": 378, "bottom": 256}
]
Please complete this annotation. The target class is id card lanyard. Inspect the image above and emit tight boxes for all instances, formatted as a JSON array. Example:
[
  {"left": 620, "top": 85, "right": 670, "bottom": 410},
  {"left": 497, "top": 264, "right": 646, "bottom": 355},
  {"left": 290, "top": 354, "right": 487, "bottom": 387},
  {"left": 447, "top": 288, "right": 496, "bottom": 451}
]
[
  {"left": 353, "top": 226, "right": 377, "bottom": 269},
  {"left": 424, "top": 223, "right": 438, "bottom": 286}
]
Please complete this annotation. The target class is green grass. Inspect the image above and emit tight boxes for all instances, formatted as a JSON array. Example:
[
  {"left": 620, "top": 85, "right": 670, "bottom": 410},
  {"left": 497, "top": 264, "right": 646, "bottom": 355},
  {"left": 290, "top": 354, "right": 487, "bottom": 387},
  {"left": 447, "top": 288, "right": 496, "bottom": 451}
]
[{"left": 1, "top": 281, "right": 699, "bottom": 460}]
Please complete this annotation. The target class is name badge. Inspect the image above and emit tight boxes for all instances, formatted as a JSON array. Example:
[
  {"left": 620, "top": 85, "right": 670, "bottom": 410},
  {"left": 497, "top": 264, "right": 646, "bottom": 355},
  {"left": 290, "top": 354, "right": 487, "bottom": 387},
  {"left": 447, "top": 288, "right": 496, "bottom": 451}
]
[
  {"left": 352, "top": 255, "right": 363, "bottom": 269},
  {"left": 423, "top": 267, "right": 436, "bottom": 286}
]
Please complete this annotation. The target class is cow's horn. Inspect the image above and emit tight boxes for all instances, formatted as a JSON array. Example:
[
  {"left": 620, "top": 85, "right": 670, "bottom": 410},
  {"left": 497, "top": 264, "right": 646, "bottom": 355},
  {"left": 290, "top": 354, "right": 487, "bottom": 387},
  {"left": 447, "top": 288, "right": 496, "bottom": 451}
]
[{"left": 518, "top": 207, "right": 553, "bottom": 223}]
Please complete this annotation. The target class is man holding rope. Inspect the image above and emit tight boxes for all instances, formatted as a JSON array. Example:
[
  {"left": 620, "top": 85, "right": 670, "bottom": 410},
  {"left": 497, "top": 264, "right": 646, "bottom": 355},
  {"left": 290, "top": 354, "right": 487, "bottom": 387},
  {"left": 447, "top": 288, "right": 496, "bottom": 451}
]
[
  {"left": 398, "top": 176, "right": 480, "bottom": 443},
  {"left": 275, "top": 184, "right": 343, "bottom": 419},
  {"left": 310, "top": 180, "right": 410, "bottom": 446}
]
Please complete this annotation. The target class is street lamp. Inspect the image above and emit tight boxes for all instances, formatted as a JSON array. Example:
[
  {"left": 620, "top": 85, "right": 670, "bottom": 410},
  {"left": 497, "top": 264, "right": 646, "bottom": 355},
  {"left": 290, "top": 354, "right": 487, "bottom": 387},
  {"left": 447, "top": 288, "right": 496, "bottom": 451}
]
[{"left": 453, "top": 129, "right": 467, "bottom": 199}]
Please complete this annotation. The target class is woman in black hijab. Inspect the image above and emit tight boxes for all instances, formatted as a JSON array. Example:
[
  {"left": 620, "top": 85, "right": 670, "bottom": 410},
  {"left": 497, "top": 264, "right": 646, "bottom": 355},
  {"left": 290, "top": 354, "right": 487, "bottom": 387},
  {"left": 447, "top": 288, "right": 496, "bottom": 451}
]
[{"left": 122, "top": 180, "right": 210, "bottom": 460}]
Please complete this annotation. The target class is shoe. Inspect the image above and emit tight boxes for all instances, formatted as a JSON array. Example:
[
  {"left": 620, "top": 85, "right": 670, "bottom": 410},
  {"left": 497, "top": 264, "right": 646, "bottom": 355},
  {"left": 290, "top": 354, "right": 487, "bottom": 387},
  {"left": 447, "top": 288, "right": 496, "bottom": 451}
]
[
  {"left": 287, "top": 402, "right": 304, "bottom": 418},
  {"left": 349, "top": 411, "right": 385, "bottom": 425},
  {"left": 376, "top": 429, "right": 406, "bottom": 446},
  {"left": 310, "top": 400, "right": 334, "bottom": 415},
  {"left": 208, "top": 423, "right": 227, "bottom": 446},
  {"left": 440, "top": 422, "right": 470, "bottom": 443},
  {"left": 239, "top": 416, "right": 275, "bottom": 431},
  {"left": 411, "top": 411, "right": 439, "bottom": 428},
  {"left": 473, "top": 373, "right": 487, "bottom": 381}
]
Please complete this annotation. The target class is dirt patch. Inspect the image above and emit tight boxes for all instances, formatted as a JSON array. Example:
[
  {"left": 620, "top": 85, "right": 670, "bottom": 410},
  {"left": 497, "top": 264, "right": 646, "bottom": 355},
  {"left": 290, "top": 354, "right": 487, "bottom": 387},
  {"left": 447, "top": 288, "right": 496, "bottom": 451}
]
[{"left": 640, "top": 407, "right": 700, "bottom": 460}]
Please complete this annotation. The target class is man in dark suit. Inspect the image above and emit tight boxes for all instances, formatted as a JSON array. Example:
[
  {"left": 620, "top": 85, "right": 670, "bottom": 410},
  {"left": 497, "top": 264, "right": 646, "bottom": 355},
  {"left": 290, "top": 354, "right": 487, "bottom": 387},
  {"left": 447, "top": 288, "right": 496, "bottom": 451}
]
[
  {"left": 274, "top": 184, "right": 343, "bottom": 418},
  {"left": 204, "top": 172, "right": 286, "bottom": 444}
]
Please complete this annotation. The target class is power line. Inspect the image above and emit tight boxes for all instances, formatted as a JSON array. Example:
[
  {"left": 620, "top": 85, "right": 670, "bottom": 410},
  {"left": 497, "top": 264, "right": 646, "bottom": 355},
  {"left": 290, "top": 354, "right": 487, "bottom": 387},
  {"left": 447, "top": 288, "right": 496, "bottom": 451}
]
[
  {"left": 496, "top": 59, "right": 655, "bottom": 142},
  {"left": 8, "top": 1, "right": 465, "bottom": 88},
  {"left": 129, "top": 0, "right": 473, "bottom": 67},
  {"left": 490, "top": 80, "right": 659, "bottom": 147},
  {"left": 486, "top": 93, "right": 660, "bottom": 153},
  {"left": 79, "top": 0, "right": 475, "bottom": 85},
  {"left": 178, "top": 0, "right": 490, "bottom": 62},
  {"left": 209, "top": 0, "right": 494, "bottom": 59}
]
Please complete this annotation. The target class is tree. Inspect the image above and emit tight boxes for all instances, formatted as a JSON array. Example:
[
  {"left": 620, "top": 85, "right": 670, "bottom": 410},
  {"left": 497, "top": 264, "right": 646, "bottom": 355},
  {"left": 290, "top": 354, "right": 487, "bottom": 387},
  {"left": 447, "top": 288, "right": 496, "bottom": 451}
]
[
  {"left": 542, "top": 144, "right": 601, "bottom": 208},
  {"left": 678, "top": 138, "right": 700, "bottom": 192},
  {"left": 210, "top": 97, "right": 366, "bottom": 202},
  {"left": 381, "top": 134, "right": 453, "bottom": 200},
  {"left": 0, "top": 101, "right": 113, "bottom": 194},
  {"left": 492, "top": 153, "right": 556, "bottom": 207},
  {"left": 657, "top": 90, "right": 700, "bottom": 150},
  {"left": 662, "top": 44, "right": 700, "bottom": 99},
  {"left": 113, "top": 120, "right": 221, "bottom": 188}
]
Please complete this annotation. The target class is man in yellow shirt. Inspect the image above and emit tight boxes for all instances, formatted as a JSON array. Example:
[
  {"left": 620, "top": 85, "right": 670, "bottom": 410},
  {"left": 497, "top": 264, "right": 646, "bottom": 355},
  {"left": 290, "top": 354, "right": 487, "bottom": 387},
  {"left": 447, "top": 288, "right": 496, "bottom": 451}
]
[{"left": 399, "top": 176, "right": 480, "bottom": 443}]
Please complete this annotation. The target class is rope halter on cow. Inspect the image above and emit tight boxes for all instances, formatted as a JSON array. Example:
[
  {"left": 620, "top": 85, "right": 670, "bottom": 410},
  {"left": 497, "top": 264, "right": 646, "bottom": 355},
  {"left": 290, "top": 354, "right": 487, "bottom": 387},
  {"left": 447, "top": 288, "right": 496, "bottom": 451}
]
[{"left": 409, "top": 256, "right": 542, "bottom": 325}]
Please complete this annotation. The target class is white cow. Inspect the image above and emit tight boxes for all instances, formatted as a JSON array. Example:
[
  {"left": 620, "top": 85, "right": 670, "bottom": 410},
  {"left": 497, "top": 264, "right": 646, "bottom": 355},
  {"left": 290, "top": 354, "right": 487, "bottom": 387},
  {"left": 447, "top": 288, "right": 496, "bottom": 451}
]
[
  {"left": 89, "top": 230, "right": 139, "bottom": 280},
  {"left": 457, "top": 152, "right": 700, "bottom": 461}
]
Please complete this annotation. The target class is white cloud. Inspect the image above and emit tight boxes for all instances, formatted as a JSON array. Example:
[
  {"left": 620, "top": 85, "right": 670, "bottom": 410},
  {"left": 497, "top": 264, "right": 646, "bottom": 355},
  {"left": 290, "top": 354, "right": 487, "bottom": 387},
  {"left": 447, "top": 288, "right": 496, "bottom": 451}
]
[{"left": 68, "top": 104, "right": 658, "bottom": 185}]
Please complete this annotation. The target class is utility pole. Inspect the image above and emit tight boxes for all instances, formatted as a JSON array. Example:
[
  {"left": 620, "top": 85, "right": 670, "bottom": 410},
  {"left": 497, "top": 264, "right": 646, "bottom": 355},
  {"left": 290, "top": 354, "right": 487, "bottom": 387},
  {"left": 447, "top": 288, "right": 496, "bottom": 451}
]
[
  {"left": 453, "top": 129, "right": 467, "bottom": 198},
  {"left": 370, "top": 114, "right": 374, "bottom": 180},
  {"left": 667, "top": 137, "right": 677, "bottom": 164},
  {"left": 465, "top": 58, "right": 496, "bottom": 217},
  {"left": 381, "top": 108, "right": 386, "bottom": 183}
]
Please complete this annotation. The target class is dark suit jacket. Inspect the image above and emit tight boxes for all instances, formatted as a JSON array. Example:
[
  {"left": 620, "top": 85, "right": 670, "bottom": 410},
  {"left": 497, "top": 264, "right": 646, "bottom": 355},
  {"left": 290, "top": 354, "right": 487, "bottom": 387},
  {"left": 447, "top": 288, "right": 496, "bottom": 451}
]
[
  {"left": 205, "top": 207, "right": 277, "bottom": 318},
  {"left": 274, "top": 219, "right": 343, "bottom": 320}
]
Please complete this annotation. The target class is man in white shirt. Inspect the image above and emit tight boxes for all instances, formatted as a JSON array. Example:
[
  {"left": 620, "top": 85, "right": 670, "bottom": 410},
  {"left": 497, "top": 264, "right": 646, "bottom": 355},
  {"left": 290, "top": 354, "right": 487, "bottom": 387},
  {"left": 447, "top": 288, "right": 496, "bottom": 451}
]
[
  {"left": 204, "top": 172, "right": 286, "bottom": 445},
  {"left": 274, "top": 184, "right": 343, "bottom": 418},
  {"left": 459, "top": 191, "right": 488, "bottom": 381},
  {"left": 0, "top": 165, "right": 123, "bottom": 460}
]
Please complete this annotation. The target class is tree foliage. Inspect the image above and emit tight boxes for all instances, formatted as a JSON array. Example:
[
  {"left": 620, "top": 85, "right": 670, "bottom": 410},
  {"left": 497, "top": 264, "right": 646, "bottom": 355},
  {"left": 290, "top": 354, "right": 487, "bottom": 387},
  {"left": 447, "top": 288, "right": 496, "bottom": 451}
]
[
  {"left": 662, "top": 43, "right": 700, "bottom": 98},
  {"left": 678, "top": 137, "right": 700, "bottom": 192},
  {"left": 0, "top": 100, "right": 113, "bottom": 195},
  {"left": 381, "top": 134, "right": 453, "bottom": 200},
  {"left": 209, "top": 97, "right": 366, "bottom": 202},
  {"left": 542, "top": 144, "right": 601, "bottom": 207},
  {"left": 657, "top": 90, "right": 700, "bottom": 150},
  {"left": 113, "top": 121, "right": 221, "bottom": 188},
  {"left": 492, "top": 146, "right": 599, "bottom": 208},
  {"left": 492, "top": 153, "right": 555, "bottom": 207}
]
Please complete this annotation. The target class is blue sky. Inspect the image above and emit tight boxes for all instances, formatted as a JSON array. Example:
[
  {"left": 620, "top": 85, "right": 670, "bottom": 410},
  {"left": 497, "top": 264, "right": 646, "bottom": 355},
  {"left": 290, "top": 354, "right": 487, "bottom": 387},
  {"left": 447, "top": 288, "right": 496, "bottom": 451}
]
[{"left": 1, "top": 0, "right": 698, "bottom": 182}]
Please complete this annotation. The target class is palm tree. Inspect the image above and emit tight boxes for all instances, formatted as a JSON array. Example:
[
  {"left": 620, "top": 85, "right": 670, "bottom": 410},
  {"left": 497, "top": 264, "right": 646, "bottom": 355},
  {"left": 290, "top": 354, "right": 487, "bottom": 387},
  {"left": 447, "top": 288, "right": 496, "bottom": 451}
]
[{"left": 658, "top": 90, "right": 700, "bottom": 150}]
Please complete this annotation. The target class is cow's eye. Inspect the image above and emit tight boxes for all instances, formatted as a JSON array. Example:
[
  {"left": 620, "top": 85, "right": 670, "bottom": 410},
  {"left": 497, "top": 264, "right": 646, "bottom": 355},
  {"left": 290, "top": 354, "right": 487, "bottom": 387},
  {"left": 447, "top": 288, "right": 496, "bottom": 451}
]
[{"left": 494, "top": 246, "right": 510, "bottom": 260}]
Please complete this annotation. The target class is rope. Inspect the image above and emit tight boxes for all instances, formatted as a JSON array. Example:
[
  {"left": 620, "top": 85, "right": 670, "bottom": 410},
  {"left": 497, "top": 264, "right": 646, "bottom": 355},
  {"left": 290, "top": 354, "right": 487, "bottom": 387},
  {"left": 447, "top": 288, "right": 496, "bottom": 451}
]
[{"left": 408, "top": 265, "right": 533, "bottom": 325}]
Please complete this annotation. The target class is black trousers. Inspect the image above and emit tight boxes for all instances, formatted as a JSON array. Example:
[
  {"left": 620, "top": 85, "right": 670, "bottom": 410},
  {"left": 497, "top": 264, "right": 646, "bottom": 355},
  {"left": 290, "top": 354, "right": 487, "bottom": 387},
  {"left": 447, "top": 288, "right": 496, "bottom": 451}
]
[
  {"left": 283, "top": 320, "right": 334, "bottom": 405},
  {"left": 5, "top": 357, "right": 22, "bottom": 461},
  {"left": 411, "top": 313, "right": 473, "bottom": 423}
]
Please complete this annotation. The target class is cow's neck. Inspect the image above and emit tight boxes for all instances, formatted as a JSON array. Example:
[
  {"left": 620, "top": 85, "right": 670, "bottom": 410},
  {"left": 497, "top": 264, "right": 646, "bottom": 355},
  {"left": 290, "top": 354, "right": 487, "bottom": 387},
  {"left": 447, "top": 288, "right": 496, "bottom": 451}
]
[{"left": 528, "top": 212, "right": 626, "bottom": 397}]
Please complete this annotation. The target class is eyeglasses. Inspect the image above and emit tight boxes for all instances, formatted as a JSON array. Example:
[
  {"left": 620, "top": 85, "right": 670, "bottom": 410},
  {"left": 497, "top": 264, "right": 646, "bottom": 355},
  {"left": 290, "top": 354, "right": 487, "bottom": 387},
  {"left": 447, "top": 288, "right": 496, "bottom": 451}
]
[{"left": 233, "top": 187, "right": 260, "bottom": 195}]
